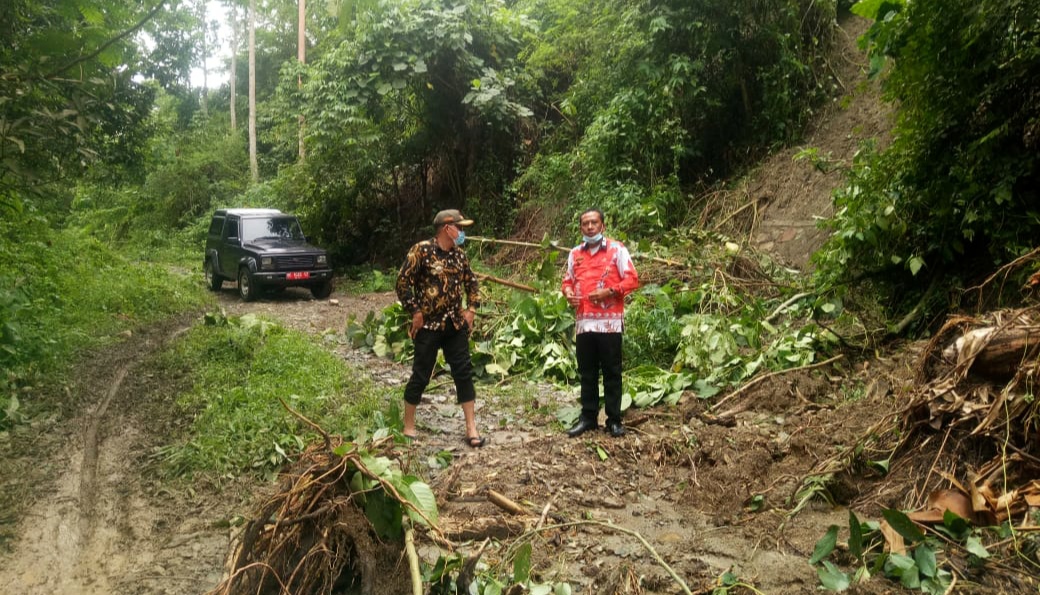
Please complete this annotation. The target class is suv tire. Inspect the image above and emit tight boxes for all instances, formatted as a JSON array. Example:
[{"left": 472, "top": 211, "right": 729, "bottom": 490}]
[
  {"left": 238, "top": 267, "right": 258, "bottom": 301},
  {"left": 204, "top": 259, "right": 223, "bottom": 291},
  {"left": 311, "top": 280, "right": 333, "bottom": 299}
]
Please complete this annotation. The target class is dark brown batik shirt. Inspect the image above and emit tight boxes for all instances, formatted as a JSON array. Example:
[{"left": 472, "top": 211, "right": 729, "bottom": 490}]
[{"left": 396, "top": 239, "right": 481, "bottom": 331}]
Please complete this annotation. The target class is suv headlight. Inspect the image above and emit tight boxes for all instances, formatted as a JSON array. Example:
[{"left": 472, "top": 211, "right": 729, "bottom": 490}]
[
  {"left": 317, "top": 254, "right": 327, "bottom": 265},
  {"left": 261, "top": 257, "right": 273, "bottom": 270}
]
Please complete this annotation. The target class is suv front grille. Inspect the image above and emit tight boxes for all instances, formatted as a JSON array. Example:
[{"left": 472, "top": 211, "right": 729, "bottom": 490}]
[{"left": 275, "top": 255, "right": 316, "bottom": 269}]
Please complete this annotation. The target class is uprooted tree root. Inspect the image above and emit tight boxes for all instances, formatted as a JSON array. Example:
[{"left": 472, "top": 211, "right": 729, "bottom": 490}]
[
  {"left": 207, "top": 437, "right": 413, "bottom": 595},
  {"left": 791, "top": 307, "right": 1040, "bottom": 580}
]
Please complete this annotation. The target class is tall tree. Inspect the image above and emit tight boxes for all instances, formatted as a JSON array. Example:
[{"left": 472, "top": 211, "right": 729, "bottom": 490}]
[
  {"left": 230, "top": 5, "right": 238, "bottom": 131},
  {"left": 297, "top": 0, "right": 306, "bottom": 161},
  {"left": 248, "top": 0, "right": 258, "bottom": 181}
]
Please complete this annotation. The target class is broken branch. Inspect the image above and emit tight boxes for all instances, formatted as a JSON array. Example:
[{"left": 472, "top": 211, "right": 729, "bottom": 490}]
[{"left": 487, "top": 489, "right": 527, "bottom": 516}]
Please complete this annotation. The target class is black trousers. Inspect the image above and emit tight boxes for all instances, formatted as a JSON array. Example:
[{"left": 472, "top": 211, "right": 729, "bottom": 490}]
[
  {"left": 576, "top": 332, "right": 623, "bottom": 425},
  {"left": 403, "top": 325, "right": 476, "bottom": 405}
]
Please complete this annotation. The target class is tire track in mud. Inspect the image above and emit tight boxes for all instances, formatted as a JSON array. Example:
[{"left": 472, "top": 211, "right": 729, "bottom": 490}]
[
  {"left": 0, "top": 326, "right": 197, "bottom": 594},
  {"left": 78, "top": 365, "right": 129, "bottom": 545}
]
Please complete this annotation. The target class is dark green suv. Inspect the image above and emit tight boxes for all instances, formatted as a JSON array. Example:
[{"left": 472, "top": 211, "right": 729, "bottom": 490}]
[{"left": 203, "top": 208, "right": 334, "bottom": 301}]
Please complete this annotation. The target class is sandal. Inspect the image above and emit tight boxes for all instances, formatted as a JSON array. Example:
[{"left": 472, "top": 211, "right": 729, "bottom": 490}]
[
  {"left": 464, "top": 435, "right": 487, "bottom": 448},
  {"left": 402, "top": 432, "right": 418, "bottom": 442}
]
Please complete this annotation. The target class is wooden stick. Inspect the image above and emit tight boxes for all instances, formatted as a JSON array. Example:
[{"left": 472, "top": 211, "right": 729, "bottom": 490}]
[
  {"left": 764, "top": 292, "right": 811, "bottom": 323},
  {"left": 712, "top": 195, "right": 765, "bottom": 231},
  {"left": 536, "top": 494, "right": 556, "bottom": 530},
  {"left": 467, "top": 235, "right": 686, "bottom": 267},
  {"left": 710, "top": 354, "right": 844, "bottom": 412},
  {"left": 487, "top": 489, "right": 527, "bottom": 516},
  {"left": 279, "top": 397, "right": 331, "bottom": 451},
  {"left": 467, "top": 235, "right": 570, "bottom": 255},
  {"left": 475, "top": 272, "right": 537, "bottom": 293},
  {"left": 404, "top": 521, "right": 422, "bottom": 595}
]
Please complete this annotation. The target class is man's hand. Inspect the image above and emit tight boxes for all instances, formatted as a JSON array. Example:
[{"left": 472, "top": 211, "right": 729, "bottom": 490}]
[
  {"left": 564, "top": 290, "right": 581, "bottom": 307},
  {"left": 409, "top": 311, "right": 424, "bottom": 339},
  {"left": 463, "top": 308, "right": 476, "bottom": 330},
  {"left": 587, "top": 287, "right": 613, "bottom": 304}
]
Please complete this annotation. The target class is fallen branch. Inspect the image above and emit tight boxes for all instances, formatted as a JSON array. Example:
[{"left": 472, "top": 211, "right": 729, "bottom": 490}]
[
  {"left": 468, "top": 235, "right": 686, "bottom": 267},
  {"left": 404, "top": 521, "right": 422, "bottom": 595},
  {"left": 710, "top": 354, "right": 845, "bottom": 412},
  {"left": 763, "top": 292, "right": 812, "bottom": 323},
  {"left": 712, "top": 195, "right": 766, "bottom": 232},
  {"left": 280, "top": 397, "right": 331, "bottom": 451},
  {"left": 475, "top": 272, "right": 537, "bottom": 293},
  {"left": 487, "top": 489, "right": 527, "bottom": 516}
]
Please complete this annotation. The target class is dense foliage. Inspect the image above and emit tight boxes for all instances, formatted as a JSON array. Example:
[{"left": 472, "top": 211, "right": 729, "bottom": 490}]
[{"left": 814, "top": 0, "right": 1040, "bottom": 323}]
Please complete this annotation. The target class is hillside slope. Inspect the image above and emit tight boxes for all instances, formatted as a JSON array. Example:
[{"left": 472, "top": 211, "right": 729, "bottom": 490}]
[{"left": 746, "top": 16, "right": 894, "bottom": 270}]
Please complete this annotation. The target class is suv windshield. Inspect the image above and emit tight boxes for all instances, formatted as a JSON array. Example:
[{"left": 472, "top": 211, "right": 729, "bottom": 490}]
[{"left": 240, "top": 216, "right": 305, "bottom": 242}]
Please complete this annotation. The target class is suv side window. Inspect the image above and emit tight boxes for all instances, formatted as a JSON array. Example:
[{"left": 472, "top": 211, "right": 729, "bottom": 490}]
[
  {"left": 208, "top": 216, "right": 225, "bottom": 237},
  {"left": 223, "top": 218, "right": 239, "bottom": 241}
]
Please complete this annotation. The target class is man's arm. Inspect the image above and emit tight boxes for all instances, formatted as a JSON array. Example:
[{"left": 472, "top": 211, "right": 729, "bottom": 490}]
[
  {"left": 610, "top": 246, "right": 640, "bottom": 297},
  {"left": 395, "top": 244, "right": 423, "bottom": 313},
  {"left": 561, "top": 250, "right": 581, "bottom": 306}
]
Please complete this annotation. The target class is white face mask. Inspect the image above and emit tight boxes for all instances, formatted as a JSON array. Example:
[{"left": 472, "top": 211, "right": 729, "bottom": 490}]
[{"left": 582, "top": 232, "right": 603, "bottom": 245}]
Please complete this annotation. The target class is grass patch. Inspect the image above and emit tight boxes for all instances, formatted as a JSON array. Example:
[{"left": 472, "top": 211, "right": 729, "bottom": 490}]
[
  {"left": 156, "top": 312, "right": 399, "bottom": 479},
  {"left": 0, "top": 221, "right": 208, "bottom": 429}
]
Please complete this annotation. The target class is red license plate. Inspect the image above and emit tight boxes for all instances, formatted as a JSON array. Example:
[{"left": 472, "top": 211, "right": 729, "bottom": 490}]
[{"left": 286, "top": 271, "right": 310, "bottom": 280}]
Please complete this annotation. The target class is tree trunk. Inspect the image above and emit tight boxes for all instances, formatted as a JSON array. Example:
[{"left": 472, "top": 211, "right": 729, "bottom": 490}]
[
  {"left": 200, "top": 1, "right": 208, "bottom": 116},
  {"left": 945, "top": 327, "right": 1040, "bottom": 380},
  {"left": 248, "top": 0, "right": 258, "bottom": 182},
  {"left": 230, "top": 7, "right": 237, "bottom": 131},
  {"left": 298, "top": 0, "right": 306, "bottom": 162}
]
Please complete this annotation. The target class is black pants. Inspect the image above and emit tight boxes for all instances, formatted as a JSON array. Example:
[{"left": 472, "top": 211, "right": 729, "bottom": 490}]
[
  {"left": 576, "top": 332, "right": 623, "bottom": 425},
  {"left": 403, "top": 325, "right": 476, "bottom": 405}
]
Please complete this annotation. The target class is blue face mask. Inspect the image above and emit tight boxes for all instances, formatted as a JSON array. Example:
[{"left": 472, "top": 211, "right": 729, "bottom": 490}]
[
  {"left": 582, "top": 232, "right": 603, "bottom": 245},
  {"left": 454, "top": 230, "right": 466, "bottom": 246}
]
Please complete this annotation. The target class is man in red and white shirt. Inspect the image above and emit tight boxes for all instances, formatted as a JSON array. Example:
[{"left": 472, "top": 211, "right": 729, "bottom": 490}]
[{"left": 561, "top": 208, "right": 640, "bottom": 437}]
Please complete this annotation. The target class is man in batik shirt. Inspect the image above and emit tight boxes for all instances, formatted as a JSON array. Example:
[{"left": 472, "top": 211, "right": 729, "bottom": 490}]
[
  {"left": 561, "top": 208, "right": 640, "bottom": 438},
  {"left": 396, "top": 209, "right": 485, "bottom": 447}
]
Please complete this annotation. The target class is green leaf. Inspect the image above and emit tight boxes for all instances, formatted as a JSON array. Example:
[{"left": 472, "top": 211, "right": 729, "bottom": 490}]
[
  {"left": 882, "top": 509, "right": 924, "bottom": 542},
  {"left": 848, "top": 510, "right": 864, "bottom": 562},
  {"left": 528, "top": 583, "right": 551, "bottom": 595},
  {"left": 363, "top": 490, "right": 403, "bottom": 540},
  {"left": 964, "top": 535, "right": 990, "bottom": 558},
  {"left": 810, "top": 525, "right": 840, "bottom": 564},
  {"left": 885, "top": 553, "right": 919, "bottom": 588},
  {"left": 360, "top": 453, "right": 392, "bottom": 478},
  {"left": 513, "top": 542, "right": 532, "bottom": 583},
  {"left": 553, "top": 584, "right": 573, "bottom": 595},
  {"left": 401, "top": 478, "right": 438, "bottom": 526},
  {"left": 908, "top": 256, "right": 925, "bottom": 275},
  {"left": 596, "top": 445, "right": 608, "bottom": 461},
  {"left": 940, "top": 510, "right": 970, "bottom": 539},
  {"left": 817, "top": 560, "right": 850, "bottom": 591},
  {"left": 914, "top": 543, "right": 937, "bottom": 578}
]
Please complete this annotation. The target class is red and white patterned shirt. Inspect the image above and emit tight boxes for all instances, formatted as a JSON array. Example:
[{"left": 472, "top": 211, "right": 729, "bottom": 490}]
[{"left": 561, "top": 238, "right": 639, "bottom": 334}]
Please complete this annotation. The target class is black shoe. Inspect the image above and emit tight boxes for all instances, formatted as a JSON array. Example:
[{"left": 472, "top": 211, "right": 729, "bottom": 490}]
[
  {"left": 606, "top": 421, "right": 626, "bottom": 437},
  {"left": 567, "top": 419, "right": 598, "bottom": 438}
]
